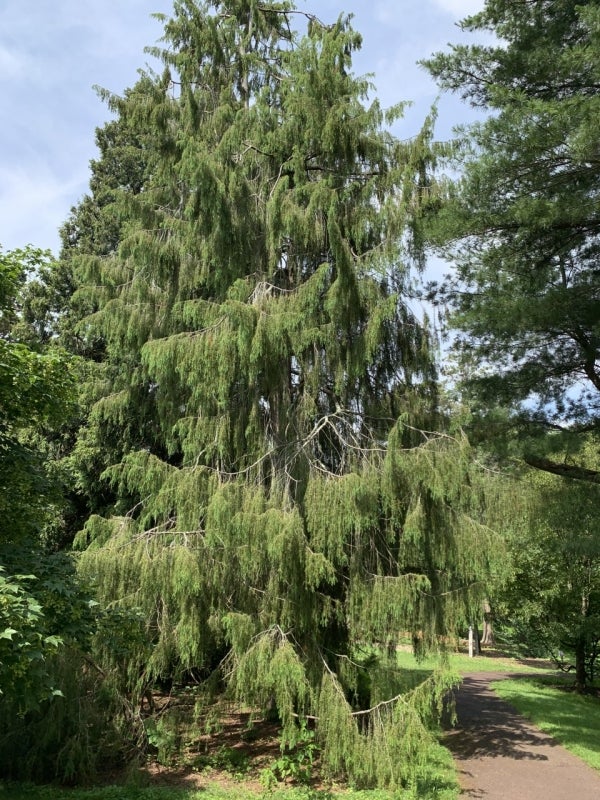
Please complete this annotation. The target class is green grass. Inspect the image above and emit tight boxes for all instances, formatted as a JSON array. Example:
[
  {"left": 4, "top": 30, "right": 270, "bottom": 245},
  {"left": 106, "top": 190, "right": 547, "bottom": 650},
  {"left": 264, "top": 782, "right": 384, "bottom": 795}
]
[
  {"left": 491, "top": 676, "right": 600, "bottom": 772},
  {"left": 10, "top": 649, "right": 532, "bottom": 800},
  {"left": 0, "top": 789, "right": 205, "bottom": 800},
  {"left": 0, "top": 749, "right": 459, "bottom": 800},
  {"left": 0, "top": 785, "right": 304, "bottom": 799},
  {"left": 394, "top": 648, "right": 552, "bottom": 675},
  {"left": 0, "top": 783, "right": 457, "bottom": 800},
  {"left": 4, "top": 650, "right": 552, "bottom": 800}
]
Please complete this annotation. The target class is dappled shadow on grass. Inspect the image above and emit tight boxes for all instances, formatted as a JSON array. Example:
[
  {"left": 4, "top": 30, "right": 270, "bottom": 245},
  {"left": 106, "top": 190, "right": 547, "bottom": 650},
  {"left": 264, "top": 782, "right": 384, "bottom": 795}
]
[
  {"left": 395, "top": 644, "right": 555, "bottom": 676},
  {"left": 132, "top": 708, "right": 281, "bottom": 795},
  {"left": 0, "top": 783, "right": 208, "bottom": 799}
]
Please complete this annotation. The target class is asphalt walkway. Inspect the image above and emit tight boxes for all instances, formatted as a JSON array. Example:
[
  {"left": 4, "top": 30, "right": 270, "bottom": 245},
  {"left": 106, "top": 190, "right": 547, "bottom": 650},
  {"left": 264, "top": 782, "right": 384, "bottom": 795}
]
[{"left": 444, "top": 672, "right": 600, "bottom": 799}]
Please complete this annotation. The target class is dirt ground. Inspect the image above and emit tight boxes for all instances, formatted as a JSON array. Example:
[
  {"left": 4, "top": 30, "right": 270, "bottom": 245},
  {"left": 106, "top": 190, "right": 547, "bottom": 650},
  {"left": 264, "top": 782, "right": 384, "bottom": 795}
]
[{"left": 136, "top": 709, "right": 282, "bottom": 793}]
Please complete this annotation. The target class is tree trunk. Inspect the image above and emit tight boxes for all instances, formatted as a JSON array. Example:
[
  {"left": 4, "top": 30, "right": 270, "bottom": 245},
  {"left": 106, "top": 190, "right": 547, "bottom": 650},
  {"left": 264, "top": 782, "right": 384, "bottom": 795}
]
[
  {"left": 575, "top": 592, "right": 590, "bottom": 693},
  {"left": 480, "top": 599, "right": 495, "bottom": 647},
  {"left": 575, "top": 634, "right": 587, "bottom": 693}
]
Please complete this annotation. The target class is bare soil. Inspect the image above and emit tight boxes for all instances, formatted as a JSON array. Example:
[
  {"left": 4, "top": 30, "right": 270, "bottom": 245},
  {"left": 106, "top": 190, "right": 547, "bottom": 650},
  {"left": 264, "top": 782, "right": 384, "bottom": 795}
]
[{"left": 136, "top": 709, "right": 283, "bottom": 793}]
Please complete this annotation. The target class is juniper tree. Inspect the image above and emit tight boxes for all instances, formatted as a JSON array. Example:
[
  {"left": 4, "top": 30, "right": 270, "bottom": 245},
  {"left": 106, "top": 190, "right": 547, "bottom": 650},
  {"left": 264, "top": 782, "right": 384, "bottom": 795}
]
[
  {"left": 72, "top": 0, "right": 499, "bottom": 787},
  {"left": 56, "top": 78, "right": 159, "bottom": 519}
]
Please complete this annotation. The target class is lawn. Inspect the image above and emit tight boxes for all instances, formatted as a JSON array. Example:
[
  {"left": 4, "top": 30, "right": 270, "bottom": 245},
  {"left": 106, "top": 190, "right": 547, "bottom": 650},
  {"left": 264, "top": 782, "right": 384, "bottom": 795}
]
[
  {"left": 394, "top": 646, "right": 552, "bottom": 675},
  {"left": 0, "top": 776, "right": 458, "bottom": 800},
  {"left": 491, "top": 676, "right": 600, "bottom": 772}
]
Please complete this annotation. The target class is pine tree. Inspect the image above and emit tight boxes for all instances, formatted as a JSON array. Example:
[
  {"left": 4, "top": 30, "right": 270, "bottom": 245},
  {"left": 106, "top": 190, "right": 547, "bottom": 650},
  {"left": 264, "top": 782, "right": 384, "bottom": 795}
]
[
  {"left": 71, "top": 0, "right": 499, "bottom": 787},
  {"left": 420, "top": 0, "right": 600, "bottom": 695},
  {"left": 425, "top": 0, "right": 600, "bottom": 446}
]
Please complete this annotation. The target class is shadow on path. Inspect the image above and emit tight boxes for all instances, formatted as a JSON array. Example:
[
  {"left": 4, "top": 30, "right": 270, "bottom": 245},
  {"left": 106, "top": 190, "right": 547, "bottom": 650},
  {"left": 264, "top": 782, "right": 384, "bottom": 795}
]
[
  {"left": 443, "top": 671, "right": 600, "bottom": 799},
  {"left": 446, "top": 673, "right": 556, "bottom": 760}
]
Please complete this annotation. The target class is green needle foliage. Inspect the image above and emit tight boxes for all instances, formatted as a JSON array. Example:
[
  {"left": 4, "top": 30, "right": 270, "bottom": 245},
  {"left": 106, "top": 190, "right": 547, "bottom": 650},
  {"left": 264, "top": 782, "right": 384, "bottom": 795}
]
[
  {"left": 425, "top": 0, "right": 600, "bottom": 427},
  {"left": 423, "top": 0, "right": 600, "bottom": 694},
  {"left": 67, "top": 0, "right": 502, "bottom": 788}
]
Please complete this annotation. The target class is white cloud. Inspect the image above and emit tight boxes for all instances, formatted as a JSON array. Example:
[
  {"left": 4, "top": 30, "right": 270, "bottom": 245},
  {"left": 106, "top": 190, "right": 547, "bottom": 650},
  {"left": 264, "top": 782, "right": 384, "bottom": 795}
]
[
  {"left": 0, "top": 43, "right": 25, "bottom": 80},
  {"left": 431, "top": 0, "right": 484, "bottom": 18},
  {"left": 0, "top": 163, "right": 85, "bottom": 254},
  {"left": 0, "top": 0, "right": 171, "bottom": 254}
]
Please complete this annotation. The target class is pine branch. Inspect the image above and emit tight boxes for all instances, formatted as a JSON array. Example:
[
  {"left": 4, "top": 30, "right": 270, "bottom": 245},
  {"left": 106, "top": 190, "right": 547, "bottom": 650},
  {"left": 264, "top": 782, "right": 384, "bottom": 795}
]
[
  {"left": 350, "top": 689, "right": 411, "bottom": 717},
  {"left": 524, "top": 456, "right": 600, "bottom": 483}
]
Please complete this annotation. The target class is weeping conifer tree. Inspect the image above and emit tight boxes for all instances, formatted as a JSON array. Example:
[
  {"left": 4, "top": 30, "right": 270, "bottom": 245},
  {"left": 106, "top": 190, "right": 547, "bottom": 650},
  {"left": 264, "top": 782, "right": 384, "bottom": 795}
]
[{"left": 73, "top": 0, "right": 498, "bottom": 787}]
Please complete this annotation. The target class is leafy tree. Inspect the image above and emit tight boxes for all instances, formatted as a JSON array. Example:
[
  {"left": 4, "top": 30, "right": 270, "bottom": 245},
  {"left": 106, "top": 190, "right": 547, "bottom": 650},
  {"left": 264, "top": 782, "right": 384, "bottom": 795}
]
[
  {"left": 425, "top": 0, "right": 600, "bottom": 462},
  {"left": 0, "top": 246, "right": 83, "bottom": 706},
  {"left": 0, "top": 247, "right": 78, "bottom": 543},
  {"left": 496, "top": 458, "right": 600, "bottom": 692},
  {"left": 0, "top": 247, "right": 145, "bottom": 782},
  {"left": 71, "top": 1, "right": 500, "bottom": 787}
]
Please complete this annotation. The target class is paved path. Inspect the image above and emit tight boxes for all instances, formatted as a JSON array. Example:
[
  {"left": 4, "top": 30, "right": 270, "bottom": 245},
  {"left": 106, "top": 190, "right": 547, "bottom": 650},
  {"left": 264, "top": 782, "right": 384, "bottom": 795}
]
[{"left": 443, "top": 672, "right": 600, "bottom": 799}]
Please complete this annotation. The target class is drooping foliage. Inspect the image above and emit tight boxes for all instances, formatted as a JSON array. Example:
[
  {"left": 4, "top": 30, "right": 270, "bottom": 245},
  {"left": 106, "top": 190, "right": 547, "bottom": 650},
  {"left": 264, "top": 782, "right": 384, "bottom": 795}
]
[
  {"left": 425, "top": 0, "right": 600, "bottom": 429},
  {"left": 49, "top": 75, "right": 161, "bottom": 522},
  {"left": 67, "top": 1, "right": 501, "bottom": 787}
]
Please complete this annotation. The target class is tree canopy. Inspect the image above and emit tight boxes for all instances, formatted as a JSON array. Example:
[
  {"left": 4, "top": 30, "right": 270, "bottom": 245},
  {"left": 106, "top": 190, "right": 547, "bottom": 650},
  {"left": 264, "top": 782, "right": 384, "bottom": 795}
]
[
  {"left": 423, "top": 0, "right": 600, "bottom": 691},
  {"left": 56, "top": 0, "right": 501, "bottom": 787},
  {"left": 497, "top": 452, "right": 600, "bottom": 691},
  {"left": 425, "top": 0, "right": 600, "bottom": 433},
  {"left": 0, "top": 246, "right": 84, "bottom": 710}
]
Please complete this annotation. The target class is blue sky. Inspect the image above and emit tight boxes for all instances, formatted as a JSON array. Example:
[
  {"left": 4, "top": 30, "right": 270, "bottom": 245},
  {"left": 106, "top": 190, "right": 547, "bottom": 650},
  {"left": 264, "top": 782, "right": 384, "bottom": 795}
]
[{"left": 0, "top": 0, "right": 483, "bottom": 255}]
